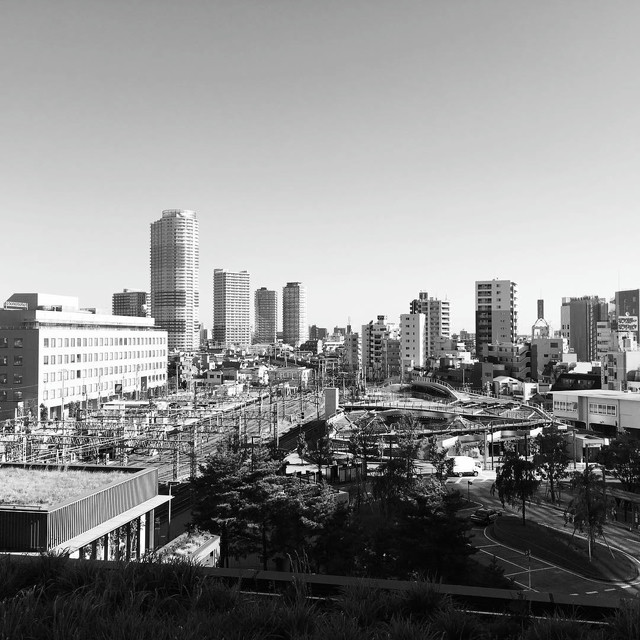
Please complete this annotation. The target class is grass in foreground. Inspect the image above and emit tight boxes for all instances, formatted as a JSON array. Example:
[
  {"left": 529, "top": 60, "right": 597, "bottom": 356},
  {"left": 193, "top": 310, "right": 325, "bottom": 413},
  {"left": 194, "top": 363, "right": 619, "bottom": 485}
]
[
  {"left": 492, "top": 516, "right": 638, "bottom": 582},
  {"left": 0, "top": 555, "right": 628, "bottom": 640}
]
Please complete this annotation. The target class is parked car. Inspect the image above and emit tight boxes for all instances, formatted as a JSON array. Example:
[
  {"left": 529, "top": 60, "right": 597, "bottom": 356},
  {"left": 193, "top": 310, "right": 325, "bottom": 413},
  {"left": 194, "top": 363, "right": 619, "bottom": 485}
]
[{"left": 470, "top": 508, "right": 501, "bottom": 526}]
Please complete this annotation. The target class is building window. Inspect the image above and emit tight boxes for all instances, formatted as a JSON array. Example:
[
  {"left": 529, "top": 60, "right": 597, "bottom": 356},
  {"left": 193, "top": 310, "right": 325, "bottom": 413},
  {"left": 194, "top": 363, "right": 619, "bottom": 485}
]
[
  {"left": 13, "top": 355, "right": 23, "bottom": 366},
  {"left": 0, "top": 374, "right": 6, "bottom": 384},
  {"left": 14, "top": 338, "right": 23, "bottom": 348},
  {"left": 13, "top": 391, "right": 22, "bottom": 401},
  {"left": 44, "top": 338, "right": 49, "bottom": 347},
  {"left": 0, "top": 391, "right": 5, "bottom": 401},
  {"left": 0, "top": 338, "right": 7, "bottom": 349},
  {"left": 43, "top": 390, "right": 48, "bottom": 400},
  {"left": 13, "top": 374, "right": 22, "bottom": 385},
  {"left": 0, "top": 356, "right": 6, "bottom": 366}
]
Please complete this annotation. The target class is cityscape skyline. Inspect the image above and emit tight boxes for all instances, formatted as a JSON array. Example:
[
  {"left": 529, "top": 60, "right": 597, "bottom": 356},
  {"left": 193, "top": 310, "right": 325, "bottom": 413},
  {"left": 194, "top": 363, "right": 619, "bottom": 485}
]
[{"left": 2, "top": 3, "right": 640, "bottom": 333}]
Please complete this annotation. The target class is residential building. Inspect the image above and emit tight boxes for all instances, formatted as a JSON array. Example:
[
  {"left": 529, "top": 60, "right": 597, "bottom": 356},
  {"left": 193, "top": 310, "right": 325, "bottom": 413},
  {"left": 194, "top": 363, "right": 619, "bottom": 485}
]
[
  {"left": 560, "top": 296, "right": 608, "bottom": 362},
  {"left": 400, "top": 313, "right": 425, "bottom": 371},
  {"left": 254, "top": 287, "right": 277, "bottom": 344},
  {"left": 530, "top": 336, "right": 564, "bottom": 382},
  {"left": 475, "top": 280, "right": 518, "bottom": 358},
  {"left": 409, "top": 292, "right": 450, "bottom": 357},
  {"left": 213, "top": 269, "right": 251, "bottom": 348},
  {"left": 343, "top": 332, "right": 361, "bottom": 372},
  {"left": 362, "top": 315, "right": 399, "bottom": 382},
  {"left": 112, "top": 289, "right": 149, "bottom": 318},
  {"left": 309, "top": 325, "right": 328, "bottom": 341},
  {"left": 150, "top": 209, "right": 199, "bottom": 352},
  {"left": 481, "top": 342, "right": 530, "bottom": 381},
  {"left": 282, "top": 282, "right": 308, "bottom": 347},
  {"left": 0, "top": 293, "right": 168, "bottom": 421}
]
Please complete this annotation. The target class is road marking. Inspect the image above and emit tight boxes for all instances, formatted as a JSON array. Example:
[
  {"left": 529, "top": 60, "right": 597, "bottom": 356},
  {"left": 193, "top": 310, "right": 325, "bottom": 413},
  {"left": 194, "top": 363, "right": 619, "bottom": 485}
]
[
  {"left": 586, "top": 591, "right": 598, "bottom": 595},
  {"left": 604, "top": 588, "right": 617, "bottom": 592},
  {"left": 570, "top": 593, "right": 579, "bottom": 596},
  {"left": 621, "top": 585, "right": 633, "bottom": 589}
]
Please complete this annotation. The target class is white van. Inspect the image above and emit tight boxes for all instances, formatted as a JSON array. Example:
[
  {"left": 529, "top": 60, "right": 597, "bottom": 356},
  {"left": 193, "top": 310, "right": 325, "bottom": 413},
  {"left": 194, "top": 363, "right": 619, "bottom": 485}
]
[{"left": 450, "top": 455, "right": 479, "bottom": 477}]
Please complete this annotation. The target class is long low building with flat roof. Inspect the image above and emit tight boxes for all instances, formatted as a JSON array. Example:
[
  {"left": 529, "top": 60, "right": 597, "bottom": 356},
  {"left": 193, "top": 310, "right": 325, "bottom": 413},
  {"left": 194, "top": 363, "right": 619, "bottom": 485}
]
[
  {"left": 552, "top": 388, "right": 640, "bottom": 438},
  {"left": 0, "top": 462, "right": 170, "bottom": 559},
  {"left": 0, "top": 293, "right": 168, "bottom": 421}
]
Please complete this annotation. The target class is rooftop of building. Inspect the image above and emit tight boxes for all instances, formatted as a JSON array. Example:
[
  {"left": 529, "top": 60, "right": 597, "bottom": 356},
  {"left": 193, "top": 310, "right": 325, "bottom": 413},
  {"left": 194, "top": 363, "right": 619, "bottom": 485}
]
[
  {"left": 0, "top": 466, "right": 132, "bottom": 508},
  {"left": 552, "top": 389, "right": 640, "bottom": 401}
]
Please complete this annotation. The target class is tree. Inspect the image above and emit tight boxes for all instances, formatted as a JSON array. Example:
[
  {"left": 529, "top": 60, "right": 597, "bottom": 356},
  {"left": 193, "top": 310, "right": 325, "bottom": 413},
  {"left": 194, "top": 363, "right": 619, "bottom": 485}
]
[
  {"left": 564, "top": 466, "right": 608, "bottom": 562},
  {"left": 392, "top": 414, "right": 422, "bottom": 480},
  {"left": 424, "top": 437, "right": 453, "bottom": 483},
  {"left": 598, "top": 437, "right": 640, "bottom": 492},
  {"left": 191, "top": 443, "right": 341, "bottom": 570},
  {"left": 495, "top": 447, "right": 540, "bottom": 526},
  {"left": 533, "top": 424, "right": 570, "bottom": 504}
]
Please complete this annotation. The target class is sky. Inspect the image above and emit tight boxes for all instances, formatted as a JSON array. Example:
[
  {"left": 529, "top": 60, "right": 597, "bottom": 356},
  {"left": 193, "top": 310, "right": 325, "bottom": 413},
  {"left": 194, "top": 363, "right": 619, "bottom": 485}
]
[{"left": 2, "top": 1, "right": 640, "bottom": 335}]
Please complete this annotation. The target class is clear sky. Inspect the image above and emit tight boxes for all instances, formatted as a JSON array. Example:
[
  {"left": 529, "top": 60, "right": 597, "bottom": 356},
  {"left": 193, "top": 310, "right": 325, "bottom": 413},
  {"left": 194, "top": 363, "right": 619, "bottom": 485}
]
[{"left": 2, "top": 1, "right": 639, "bottom": 335}]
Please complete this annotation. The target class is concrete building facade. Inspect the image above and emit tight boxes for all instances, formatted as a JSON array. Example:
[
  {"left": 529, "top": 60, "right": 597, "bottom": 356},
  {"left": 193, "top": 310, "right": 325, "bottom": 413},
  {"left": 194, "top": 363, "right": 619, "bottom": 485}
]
[
  {"left": 150, "top": 209, "right": 199, "bottom": 353},
  {"left": 409, "top": 292, "right": 450, "bottom": 357},
  {"left": 475, "top": 280, "right": 518, "bottom": 358},
  {"left": 0, "top": 294, "right": 168, "bottom": 421},
  {"left": 362, "top": 315, "right": 399, "bottom": 382},
  {"left": 400, "top": 313, "right": 425, "bottom": 371},
  {"left": 560, "top": 296, "right": 608, "bottom": 362},
  {"left": 213, "top": 269, "right": 251, "bottom": 348}
]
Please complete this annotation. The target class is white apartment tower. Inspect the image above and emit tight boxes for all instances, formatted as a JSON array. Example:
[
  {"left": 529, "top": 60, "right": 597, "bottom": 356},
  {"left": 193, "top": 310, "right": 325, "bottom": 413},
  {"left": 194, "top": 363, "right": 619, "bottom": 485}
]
[
  {"left": 475, "top": 279, "right": 518, "bottom": 358},
  {"left": 150, "top": 209, "right": 199, "bottom": 352},
  {"left": 254, "top": 287, "right": 277, "bottom": 344},
  {"left": 409, "top": 292, "right": 450, "bottom": 357},
  {"left": 213, "top": 269, "right": 251, "bottom": 348},
  {"left": 282, "top": 282, "right": 308, "bottom": 347},
  {"left": 400, "top": 313, "right": 426, "bottom": 371}
]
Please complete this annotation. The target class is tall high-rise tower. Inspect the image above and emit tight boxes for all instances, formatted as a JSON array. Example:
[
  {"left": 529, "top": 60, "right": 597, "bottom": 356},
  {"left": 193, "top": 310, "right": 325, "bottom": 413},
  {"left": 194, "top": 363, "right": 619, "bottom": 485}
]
[
  {"left": 282, "top": 282, "right": 308, "bottom": 347},
  {"left": 254, "top": 287, "right": 277, "bottom": 344},
  {"left": 150, "top": 209, "right": 199, "bottom": 352},
  {"left": 475, "top": 279, "right": 518, "bottom": 358},
  {"left": 213, "top": 269, "right": 251, "bottom": 347}
]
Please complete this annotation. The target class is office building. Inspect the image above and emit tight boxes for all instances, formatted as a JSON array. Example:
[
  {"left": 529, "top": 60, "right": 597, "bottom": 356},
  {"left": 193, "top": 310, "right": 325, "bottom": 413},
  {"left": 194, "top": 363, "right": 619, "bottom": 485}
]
[
  {"left": 112, "top": 289, "right": 149, "bottom": 318},
  {"left": 475, "top": 280, "right": 518, "bottom": 358},
  {"left": 343, "top": 332, "right": 361, "bottom": 372},
  {"left": 0, "top": 293, "right": 168, "bottom": 421},
  {"left": 409, "top": 292, "right": 450, "bottom": 357},
  {"left": 254, "top": 287, "right": 277, "bottom": 344},
  {"left": 282, "top": 282, "right": 308, "bottom": 347},
  {"left": 213, "top": 269, "right": 251, "bottom": 348},
  {"left": 150, "top": 209, "right": 199, "bottom": 352},
  {"left": 560, "top": 296, "right": 608, "bottom": 362}
]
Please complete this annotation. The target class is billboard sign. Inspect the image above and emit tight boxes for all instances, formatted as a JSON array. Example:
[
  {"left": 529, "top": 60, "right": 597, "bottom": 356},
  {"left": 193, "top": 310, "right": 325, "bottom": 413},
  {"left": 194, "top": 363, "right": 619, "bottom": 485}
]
[{"left": 618, "top": 314, "right": 638, "bottom": 332}]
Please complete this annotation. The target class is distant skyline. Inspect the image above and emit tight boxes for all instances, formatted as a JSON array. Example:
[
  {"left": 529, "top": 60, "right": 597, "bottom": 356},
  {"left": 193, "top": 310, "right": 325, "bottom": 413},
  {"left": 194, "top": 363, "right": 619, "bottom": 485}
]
[{"left": 2, "top": 2, "right": 639, "bottom": 335}]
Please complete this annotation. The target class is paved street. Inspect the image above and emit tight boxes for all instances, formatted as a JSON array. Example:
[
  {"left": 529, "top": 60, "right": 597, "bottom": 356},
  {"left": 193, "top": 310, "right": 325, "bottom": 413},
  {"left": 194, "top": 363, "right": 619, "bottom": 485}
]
[{"left": 451, "top": 471, "right": 640, "bottom": 598}]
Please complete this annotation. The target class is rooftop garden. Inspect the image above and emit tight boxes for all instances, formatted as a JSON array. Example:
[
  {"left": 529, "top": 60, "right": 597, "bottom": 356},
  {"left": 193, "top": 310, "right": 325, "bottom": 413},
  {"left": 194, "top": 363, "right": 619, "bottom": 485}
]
[{"left": 0, "top": 467, "right": 130, "bottom": 507}]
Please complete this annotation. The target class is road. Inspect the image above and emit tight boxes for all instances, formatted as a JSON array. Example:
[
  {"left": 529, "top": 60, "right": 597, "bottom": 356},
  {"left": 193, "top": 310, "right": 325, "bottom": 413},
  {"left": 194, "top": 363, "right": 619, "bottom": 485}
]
[{"left": 450, "top": 471, "right": 640, "bottom": 598}]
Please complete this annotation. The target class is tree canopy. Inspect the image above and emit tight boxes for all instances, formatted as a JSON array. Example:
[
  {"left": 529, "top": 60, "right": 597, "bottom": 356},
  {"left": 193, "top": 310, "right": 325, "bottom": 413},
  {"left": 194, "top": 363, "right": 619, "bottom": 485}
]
[{"left": 495, "top": 446, "right": 540, "bottom": 526}]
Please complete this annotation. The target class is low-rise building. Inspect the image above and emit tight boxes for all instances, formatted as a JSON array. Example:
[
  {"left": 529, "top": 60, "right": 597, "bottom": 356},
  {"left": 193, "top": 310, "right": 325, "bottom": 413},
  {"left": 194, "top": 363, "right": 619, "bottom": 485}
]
[
  {"left": 551, "top": 388, "right": 640, "bottom": 437},
  {"left": 0, "top": 462, "right": 170, "bottom": 559}
]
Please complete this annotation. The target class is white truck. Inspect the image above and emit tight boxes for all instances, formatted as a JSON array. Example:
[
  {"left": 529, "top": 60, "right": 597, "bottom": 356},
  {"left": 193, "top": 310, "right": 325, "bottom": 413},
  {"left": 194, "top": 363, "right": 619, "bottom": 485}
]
[{"left": 449, "top": 455, "right": 480, "bottom": 477}]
